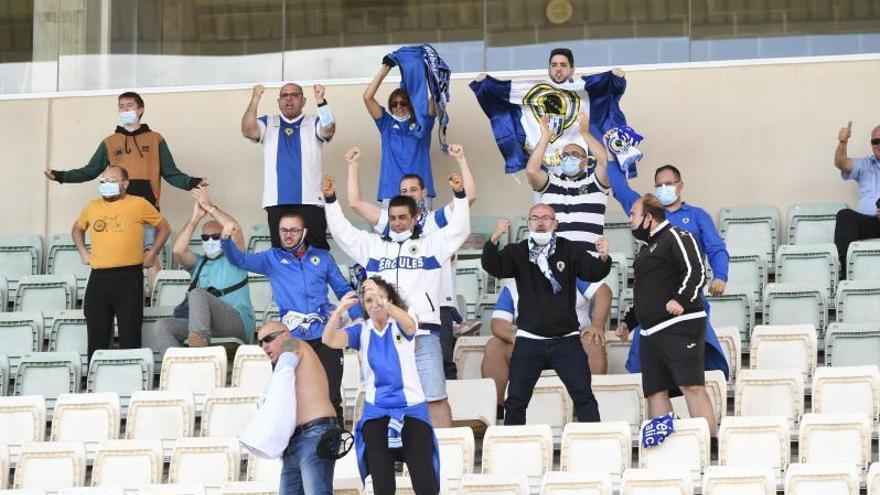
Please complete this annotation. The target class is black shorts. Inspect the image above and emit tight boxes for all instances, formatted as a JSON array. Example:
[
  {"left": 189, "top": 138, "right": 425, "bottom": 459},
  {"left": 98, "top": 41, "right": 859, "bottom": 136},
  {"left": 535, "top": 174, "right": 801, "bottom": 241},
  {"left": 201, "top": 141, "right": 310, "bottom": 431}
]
[{"left": 639, "top": 316, "right": 706, "bottom": 398}]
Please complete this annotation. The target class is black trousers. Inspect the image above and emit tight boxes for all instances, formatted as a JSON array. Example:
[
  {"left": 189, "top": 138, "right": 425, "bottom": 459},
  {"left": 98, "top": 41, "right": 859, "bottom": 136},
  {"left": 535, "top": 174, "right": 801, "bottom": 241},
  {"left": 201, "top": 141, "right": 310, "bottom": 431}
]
[
  {"left": 362, "top": 416, "right": 438, "bottom": 495},
  {"left": 505, "top": 333, "right": 600, "bottom": 425},
  {"left": 439, "top": 306, "right": 457, "bottom": 379},
  {"left": 266, "top": 204, "right": 329, "bottom": 250},
  {"left": 306, "top": 338, "right": 344, "bottom": 426},
  {"left": 834, "top": 208, "right": 880, "bottom": 277},
  {"left": 84, "top": 265, "right": 144, "bottom": 359}
]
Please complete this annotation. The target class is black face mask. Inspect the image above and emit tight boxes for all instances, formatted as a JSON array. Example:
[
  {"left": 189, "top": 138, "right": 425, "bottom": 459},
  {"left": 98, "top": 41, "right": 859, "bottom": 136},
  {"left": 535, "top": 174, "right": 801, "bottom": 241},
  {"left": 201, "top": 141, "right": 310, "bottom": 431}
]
[{"left": 632, "top": 214, "right": 652, "bottom": 243}]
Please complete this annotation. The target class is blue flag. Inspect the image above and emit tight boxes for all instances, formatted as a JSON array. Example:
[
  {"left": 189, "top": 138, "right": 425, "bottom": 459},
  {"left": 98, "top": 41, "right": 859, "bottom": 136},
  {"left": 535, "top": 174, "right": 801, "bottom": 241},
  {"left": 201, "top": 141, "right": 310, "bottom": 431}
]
[{"left": 387, "top": 44, "right": 451, "bottom": 153}]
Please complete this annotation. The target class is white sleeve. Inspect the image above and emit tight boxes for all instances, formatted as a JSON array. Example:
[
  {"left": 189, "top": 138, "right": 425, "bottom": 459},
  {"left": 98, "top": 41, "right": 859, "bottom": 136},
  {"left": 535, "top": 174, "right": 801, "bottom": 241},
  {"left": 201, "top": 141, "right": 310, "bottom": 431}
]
[
  {"left": 426, "top": 195, "right": 471, "bottom": 264},
  {"left": 374, "top": 208, "right": 389, "bottom": 234},
  {"left": 325, "top": 199, "right": 372, "bottom": 265},
  {"left": 257, "top": 116, "right": 269, "bottom": 144},
  {"left": 239, "top": 352, "right": 298, "bottom": 459}
]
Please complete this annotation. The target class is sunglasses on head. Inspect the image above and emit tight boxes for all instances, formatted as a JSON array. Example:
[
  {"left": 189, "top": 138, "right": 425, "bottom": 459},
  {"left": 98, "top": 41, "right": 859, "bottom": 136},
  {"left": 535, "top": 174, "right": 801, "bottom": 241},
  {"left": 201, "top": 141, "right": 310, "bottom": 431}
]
[
  {"left": 872, "top": 138, "right": 880, "bottom": 146},
  {"left": 201, "top": 233, "right": 221, "bottom": 241},
  {"left": 258, "top": 330, "right": 286, "bottom": 345}
]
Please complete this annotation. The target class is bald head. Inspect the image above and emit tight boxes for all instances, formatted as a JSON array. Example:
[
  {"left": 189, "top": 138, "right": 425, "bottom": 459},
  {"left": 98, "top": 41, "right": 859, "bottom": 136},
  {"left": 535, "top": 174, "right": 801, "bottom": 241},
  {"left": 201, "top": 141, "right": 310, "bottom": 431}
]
[
  {"left": 257, "top": 321, "right": 290, "bottom": 364},
  {"left": 278, "top": 82, "right": 305, "bottom": 120},
  {"left": 201, "top": 220, "right": 222, "bottom": 236}
]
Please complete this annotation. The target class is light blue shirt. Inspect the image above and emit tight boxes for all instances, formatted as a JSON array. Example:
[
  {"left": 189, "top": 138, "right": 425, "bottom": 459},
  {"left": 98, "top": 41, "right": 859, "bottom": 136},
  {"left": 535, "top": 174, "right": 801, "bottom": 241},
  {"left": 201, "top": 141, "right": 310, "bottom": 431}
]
[
  {"left": 842, "top": 155, "right": 880, "bottom": 216},
  {"left": 190, "top": 253, "right": 255, "bottom": 338}
]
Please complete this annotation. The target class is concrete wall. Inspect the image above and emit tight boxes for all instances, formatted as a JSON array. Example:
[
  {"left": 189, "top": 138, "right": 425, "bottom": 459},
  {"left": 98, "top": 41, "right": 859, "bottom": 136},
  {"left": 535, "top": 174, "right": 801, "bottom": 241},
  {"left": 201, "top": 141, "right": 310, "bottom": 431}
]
[{"left": 2, "top": 57, "right": 878, "bottom": 245}]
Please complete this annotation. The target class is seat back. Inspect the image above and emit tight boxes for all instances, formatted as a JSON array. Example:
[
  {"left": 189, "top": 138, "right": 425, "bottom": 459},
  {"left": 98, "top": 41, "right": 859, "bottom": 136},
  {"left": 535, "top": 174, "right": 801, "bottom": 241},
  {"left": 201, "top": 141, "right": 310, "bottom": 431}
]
[
  {"left": 713, "top": 326, "right": 741, "bottom": 380},
  {"left": 14, "top": 352, "right": 81, "bottom": 402},
  {"left": 706, "top": 291, "right": 753, "bottom": 345},
  {"left": 160, "top": 347, "right": 228, "bottom": 411},
  {"left": 718, "top": 415, "right": 790, "bottom": 474},
  {"left": 0, "top": 395, "right": 46, "bottom": 454},
  {"left": 811, "top": 365, "right": 880, "bottom": 421},
  {"left": 460, "top": 474, "right": 529, "bottom": 495},
  {"left": 639, "top": 418, "right": 710, "bottom": 476},
  {"left": 446, "top": 378, "right": 496, "bottom": 428},
  {"left": 735, "top": 370, "right": 804, "bottom": 427},
  {"left": 168, "top": 437, "right": 240, "bottom": 487},
  {"left": 48, "top": 310, "right": 88, "bottom": 371},
  {"left": 846, "top": 240, "right": 880, "bottom": 281},
  {"left": 200, "top": 388, "right": 260, "bottom": 438},
  {"left": 231, "top": 345, "right": 271, "bottom": 390},
  {"left": 762, "top": 283, "right": 826, "bottom": 332},
  {"left": 125, "top": 390, "right": 196, "bottom": 442},
  {"left": 702, "top": 466, "right": 776, "bottom": 495},
  {"left": 87, "top": 348, "right": 154, "bottom": 407},
  {"left": 774, "top": 244, "right": 838, "bottom": 302},
  {"left": 787, "top": 203, "right": 846, "bottom": 245},
  {"left": 14, "top": 274, "right": 76, "bottom": 316},
  {"left": 749, "top": 324, "right": 817, "bottom": 378},
  {"left": 539, "top": 471, "right": 612, "bottom": 495},
  {"left": 824, "top": 323, "right": 880, "bottom": 367},
  {"left": 798, "top": 413, "right": 871, "bottom": 471},
  {"left": 670, "top": 370, "right": 727, "bottom": 429},
  {"left": 783, "top": 463, "right": 858, "bottom": 495},
  {"left": 452, "top": 336, "right": 491, "bottom": 380},
  {"left": 726, "top": 251, "right": 767, "bottom": 307},
  {"left": 151, "top": 270, "right": 192, "bottom": 307},
  {"left": 0, "top": 311, "right": 44, "bottom": 372},
  {"left": 560, "top": 421, "right": 631, "bottom": 476},
  {"left": 13, "top": 441, "right": 86, "bottom": 490},
  {"left": 50, "top": 392, "right": 121, "bottom": 449},
  {"left": 619, "top": 468, "right": 693, "bottom": 495},
  {"left": 92, "top": 439, "right": 163, "bottom": 488},
  {"left": 245, "top": 455, "right": 282, "bottom": 483},
  {"left": 719, "top": 206, "right": 779, "bottom": 269},
  {"left": 591, "top": 374, "right": 646, "bottom": 433},
  {"left": 247, "top": 274, "right": 272, "bottom": 326},
  {"left": 523, "top": 376, "right": 572, "bottom": 439},
  {"left": 481, "top": 424, "right": 552, "bottom": 477},
  {"left": 435, "top": 427, "right": 475, "bottom": 485},
  {"left": 835, "top": 280, "right": 880, "bottom": 324}
]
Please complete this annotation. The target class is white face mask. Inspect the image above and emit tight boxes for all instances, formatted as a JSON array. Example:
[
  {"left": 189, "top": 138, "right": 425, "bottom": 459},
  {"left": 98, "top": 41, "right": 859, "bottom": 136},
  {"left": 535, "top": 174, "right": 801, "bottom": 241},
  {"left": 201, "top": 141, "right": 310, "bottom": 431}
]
[
  {"left": 529, "top": 230, "right": 553, "bottom": 246},
  {"left": 388, "top": 229, "right": 413, "bottom": 243},
  {"left": 99, "top": 180, "right": 121, "bottom": 198},
  {"left": 202, "top": 239, "right": 223, "bottom": 259},
  {"left": 391, "top": 113, "right": 411, "bottom": 123},
  {"left": 655, "top": 184, "right": 679, "bottom": 206},
  {"left": 118, "top": 110, "right": 138, "bottom": 125}
]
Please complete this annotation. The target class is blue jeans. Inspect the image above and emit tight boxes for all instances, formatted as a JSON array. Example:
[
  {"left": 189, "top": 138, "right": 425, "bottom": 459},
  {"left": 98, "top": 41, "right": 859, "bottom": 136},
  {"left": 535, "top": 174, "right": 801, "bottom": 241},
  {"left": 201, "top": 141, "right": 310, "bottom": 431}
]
[{"left": 280, "top": 418, "right": 337, "bottom": 495}]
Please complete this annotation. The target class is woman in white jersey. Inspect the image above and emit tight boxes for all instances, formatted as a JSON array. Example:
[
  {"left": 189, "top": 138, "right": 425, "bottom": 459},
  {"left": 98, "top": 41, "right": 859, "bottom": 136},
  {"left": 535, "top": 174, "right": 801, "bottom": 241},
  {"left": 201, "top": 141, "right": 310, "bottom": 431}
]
[{"left": 323, "top": 277, "right": 439, "bottom": 495}]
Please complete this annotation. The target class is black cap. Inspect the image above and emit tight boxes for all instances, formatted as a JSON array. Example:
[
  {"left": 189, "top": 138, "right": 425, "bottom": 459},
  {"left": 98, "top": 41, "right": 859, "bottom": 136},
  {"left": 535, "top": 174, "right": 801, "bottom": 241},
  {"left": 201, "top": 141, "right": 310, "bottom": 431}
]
[{"left": 549, "top": 48, "right": 574, "bottom": 66}]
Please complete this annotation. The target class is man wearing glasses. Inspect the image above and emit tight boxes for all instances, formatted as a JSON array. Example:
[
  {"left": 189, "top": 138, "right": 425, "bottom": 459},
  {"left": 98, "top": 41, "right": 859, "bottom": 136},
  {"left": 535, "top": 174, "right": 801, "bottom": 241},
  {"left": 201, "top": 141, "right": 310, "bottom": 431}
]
[
  {"left": 481, "top": 205, "right": 611, "bottom": 425},
  {"left": 143, "top": 187, "right": 254, "bottom": 358},
  {"left": 220, "top": 209, "right": 359, "bottom": 425},
  {"left": 834, "top": 121, "right": 880, "bottom": 275},
  {"left": 241, "top": 82, "right": 337, "bottom": 250}
]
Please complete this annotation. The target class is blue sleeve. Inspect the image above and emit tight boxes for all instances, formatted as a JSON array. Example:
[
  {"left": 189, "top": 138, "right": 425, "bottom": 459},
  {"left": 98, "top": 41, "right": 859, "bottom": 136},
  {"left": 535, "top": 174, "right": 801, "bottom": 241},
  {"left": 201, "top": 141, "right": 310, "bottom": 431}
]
[
  {"left": 374, "top": 110, "right": 393, "bottom": 133},
  {"left": 221, "top": 238, "right": 272, "bottom": 275},
  {"left": 325, "top": 252, "right": 362, "bottom": 320},
  {"left": 433, "top": 206, "right": 450, "bottom": 229},
  {"left": 468, "top": 76, "right": 529, "bottom": 174},
  {"left": 842, "top": 156, "right": 866, "bottom": 181},
  {"left": 395, "top": 322, "right": 416, "bottom": 341},
  {"left": 257, "top": 115, "right": 268, "bottom": 126},
  {"left": 696, "top": 209, "right": 730, "bottom": 281},
  {"left": 606, "top": 156, "right": 641, "bottom": 215},
  {"left": 345, "top": 324, "right": 362, "bottom": 350},
  {"left": 494, "top": 287, "right": 514, "bottom": 313}
]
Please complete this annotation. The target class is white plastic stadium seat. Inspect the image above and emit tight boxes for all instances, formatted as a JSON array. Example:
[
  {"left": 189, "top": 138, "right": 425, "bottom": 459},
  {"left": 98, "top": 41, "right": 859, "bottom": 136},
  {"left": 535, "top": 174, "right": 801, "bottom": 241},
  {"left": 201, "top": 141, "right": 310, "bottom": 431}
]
[
  {"left": 434, "top": 427, "right": 475, "bottom": 486},
  {"left": 717, "top": 415, "right": 790, "bottom": 474},
  {"left": 160, "top": 347, "right": 228, "bottom": 412},
  {"left": 481, "top": 425, "right": 552, "bottom": 478},
  {"left": 603, "top": 253, "right": 628, "bottom": 318},
  {"left": 798, "top": 413, "right": 871, "bottom": 472},
  {"left": 811, "top": 365, "right": 880, "bottom": 421},
  {"left": 670, "top": 370, "right": 727, "bottom": 430},
  {"left": 247, "top": 274, "right": 272, "bottom": 325},
  {"left": 341, "top": 350, "right": 361, "bottom": 421},
  {"left": 151, "top": 270, "right": 192, "bottom": 307},
  {"left": 560, "top": 421, "right": 631, "bottom": 476},
  {"left": 735, "top": 370, "right": 804, "bottom": 427},
  {"left": 13, "top": 441, "right": 86, "bottom": 490},
  {"left": 246, "top": 224, "right": 271, "bottom": 254},
  {"left": 231, "top": 345, "right": 272, "bottom": 390},
  {"left": 168, "top": 437, "right": 240, "bottom": 488},
  {"left": 0, "top": 395, "right": 46, "bottom": 457},
  {"left": 14, "top": 352, "right": 82, "bottom": 407},
  {"left": 702, "top": 466, "right": 776, "bottom": 495},
  {"left": 142, "top": 307, "right": 175, "bottom": 367},
  {"left": 846, "top": 240, "right": 880, "bottom": 281},
  {"left": 125, "top": 390, "right": 196, "bottom": 450},
  {"left": 719, "top": 206, "right": 779, "bottom": 269},
  {"left": 706, "top": 291, "right": 754, "bottom": 345},
  {"left": 459, "top": 474, "right": 529, "bottom": 495},
  {"left": 245, "top": 455, "right": 282, "bottom": 483},
  {"left": 50, "top": 392, "right": 121, "bottom": 452},
  {"left": 92, "top": 439, "right": 163, "bottom": 488},
  {"left": 824, "top": 323, "right": 880, "bottom": 367},
  {"left": 591, "top": 374, "right": 646, "bottom": 433},
  {"left": 0, "top": 440, "right": 7, "bottom": 490},
  {"left": 619, "top": 468, "right": 693, "bottom": 495},
  {"left": 446, "top": 378, "right": 496, "bottom": 428},
  {"left": 787, "top": 203, "right": 846, "bottom": 246},
  {"left": 47, "top": 310, "right": 88, "bottom": 371},
  {"left": 774, "top": 244, "right": 838, "bottom": 302},
  {"left": 521, "top": 376, "right": 572, "bottom": 440},
  {"left": 14, "top": 274, "right": 77, "bottom": 318},
  {"left": 713, "top": 326, "right": 741, "bottom": 380},
  {"left": 453, "top": 336, "right": 491, "bottom": 380},
  {"left": 0, "top": 234, "right": 43, "bottom": 297},
  {"left": 200, "top": 388, "right": 260, "bottom": 438},
  {"left": 638, "top": 417, "right": 710, "bottom": 476},
  {"left": 783, "top": 463, "right": 858, "bottom": 495},
  {"left": 0, "top": 311, "right": 44, "bottom": 373},
  {"left": 86, "top": 348, "right": 154, "bottom": 407},
  {"left": 761, "top": 283, "right": 826, "bottom": 333},
  {"left": 725, "top": 250, "right": 767, "bottom": 307},
  {"left": 604, "top": 331, "right": 631, "bottom": 374},
  {"left": 47, "top": 234, "right": 92, "bottom": 301},
  {"left": 539, "top": 471, "right": 612, "bottom": 495},
  {"left": 869, "top": 463, "right": 880, "bottom": 495},
  {"left": 749, "top": 324, "right": 817, "bottom": 378},
  {"left": 835, "top": 280, "right": 880, "bottom": 324}
]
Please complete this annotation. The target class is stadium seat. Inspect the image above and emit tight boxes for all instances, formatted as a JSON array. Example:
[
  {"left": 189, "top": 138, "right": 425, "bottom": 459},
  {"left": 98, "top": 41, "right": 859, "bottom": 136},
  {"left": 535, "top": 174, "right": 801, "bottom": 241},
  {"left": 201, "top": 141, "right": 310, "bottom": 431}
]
[
  {"left": 639, "top": 417, "right": 710, "bottom": 477},
  {"left": 604, "top": 211, "right": 637, "bottom": 266},
  {"left": 725, "top": 250, "right": 767, "bottom": 307},
  {"left": 869, "top": 463, "right": 880, "bottom": 495},
  {"left": 151, "top": 270, "right": 192, "bottom": 307},
  {"left": 262, "top": 302, "right": 279, "bottom": 323},
  {"left": 539, "top": 471, "right": 612, "bottom": 495},
  {"left": 434, "top": 427, "right": 475, "bottom": 486},
  {"left": 13, "top": 441, "right": 86, "bottom": 490},
  {"left": 774, "top": 244, "right": 838, "bottom": 302},
  {"left": 701, "top": 466, "right": 776, "bottom": 495},
  {"left": 247, "top": 274, "right": 272, "bottom": 325},
  {"left": 219, "top": 481, "right": 277, "bottom": 495},
  {"left": 139, "top": 484, "right": 206, "bottom": 495},
  {"left": 245, "top": 455, "right": 282, "bottom": 483},
  {"left": 560, "top": 421, "right": 631, "bottom": 476},
  {"left": 168, "top": 437, "right": 240, "bottom": 488},
  {"left": 0, "top": 311, "right": 44, "bottom": 373},
  {"left": 846, "top": 240, "right": 880, "bottom": 281},
  {"left": 481, "top": 424, "right": 552, "bottom": 479},
  {"left": 159, "top": 346, "right": 228, "bottom": 412},
  {"left": 91, "top": 439, "right": 163, "bottom": 488},
  {"left": 519, "top": 375, "right": 572, "bottom": 441},
  {"left": 603, "top": 253, "right": 628, "bottom": 318},
  {"left": 591, "top": 373, "right": 646, "bottom": 432},
  {"left": 735, "top": 369, "right": 804, "bottom": 427},
  {"left": 719, "top": 205, "right": 779, "bottom": 270},
  {"left": 453, "top": 336, "right": 491, "bottom": 380},
  {"left": 455, "top": 271, "right": 481, "bottom": 320},
  {"left": 341, "top": 350, "right": 361, "bottom": 421},
  {"left": 231, "top": 345, "right": 271, "bottom": 390},
  {"left": 50, "top": 392, "right": 120, "bottom": 452},
  {"left": 824, "top": 323, "right": 880, "bottom": 367},
  {"left": 86, "top": 348, "right": 154, "bottom": 408},
  {"left": 619, "top": 289, "right": 633, "bottom": 324},
  {"left": 0, "top": 234, "right": 43, "bottom": 297},
  {"left": 0, "top": 354, "right": 8, "bottom": 396},
  {"left": 783, "top": 463, "right": 858, "bottom": 495},
  {"left": 604, "top": 331, "right": 631, "bottom": 374},
  {"left": 835, "top": 280, "right": 880, "bottom": 324},
  {"left": 670, "top": 370, "right": 727, "bottom": 429},
  {"left": 706, "top": 291, "right": 754, "bottom": 345},
  {"left": 717, "top": 415, "right": 790, "bottom": 474},
  {"left": 713, "top": 326, "right": 741, "bottom": 380},
  {"left": 0, "top": 444, "right": 7, "bottom": 489},
  {"left": 459, "top": 473, "right": 529, "bottom": 495},
  {"left": 13, "top": 275, "right": 77, "bottom": 319},
  {"left": 141, "top": 306, "right": 175, "bottom": 367},
  {"left": 761, "top": 284, "right": 826, "bottom": 332},
  {"left": 749, "top": 324, "right": 817, "bottom": 378},
  {"left": 200, "top": 388, "right": 260, "bottom": 438},
  {"left": 47, "top": 310, "right": 87, "bottom": 372},
  {"left": 446, "top": 378, "right": 496, "bottom": 428},
  {"left": 47, "top": 234, "right": 91, "bottom": 301},
  {"left": 787, "top": 203, "right": 847, "bottom": 246},
  {"left": 125, "top": 390, "right": 196, "bottom": 450},
  {"left": 0, "top": 395, "right": 46, "bottom": 457},
  {"left": 798, "top": 413, "right": 871, "bottom": 472},
  {"left": 811, "top": 365, "right": 880, "bottom": 422},
  {"left": 246, "top": 225, "right": 271, "bottom": 254},
  {"left": 619, "top": 468, "right": 693, "bottom": 495},
  {"left": 14, "top": 352, "right": 81, "bottom": 408}
]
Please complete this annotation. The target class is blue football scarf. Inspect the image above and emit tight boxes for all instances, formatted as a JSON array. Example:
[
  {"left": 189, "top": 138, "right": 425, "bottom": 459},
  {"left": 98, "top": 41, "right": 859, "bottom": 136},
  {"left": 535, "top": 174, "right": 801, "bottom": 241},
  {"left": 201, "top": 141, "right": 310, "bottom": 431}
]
[
  {"left": 528, "top": 235, "right": 562, "bottom": 294},
  {"left": 387, "top": 45, "right": 451, "bottom": 153},
  {"left": 469, "top": 71, "right": 629, "bottom": 175},
  {"left": 604, "top": 126, "right": 644, "bottom": 179},
  {"left": 641, "top": 412, "right": 675, "bottom": 448}
]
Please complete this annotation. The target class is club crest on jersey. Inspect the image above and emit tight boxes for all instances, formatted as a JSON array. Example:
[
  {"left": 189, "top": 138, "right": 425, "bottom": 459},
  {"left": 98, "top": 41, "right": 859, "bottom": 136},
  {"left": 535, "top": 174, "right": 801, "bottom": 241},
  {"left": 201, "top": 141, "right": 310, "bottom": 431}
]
[
  {"left": 408, "top": 245, "right": 419, "bottom": 256},
  {"left": 578, "top": 184, "right": 592, "bottom": 194},
  {"left": 310, "top": 255, "right": 320, "bottom": 266},
  {"left": 556, "top": 261, "right": 565, "bottom": 272},
  {"left": 682, "top": 217, "right": 690, "bottom": 224},
  {"left": 523, "top": 83, "right": 581, "bottom": 144},
  {"left": 649, "top": 244, "right": 657, "bottom": 253},
  {"left": 284, "top": 127, "right": 294, "bottom": 136}
]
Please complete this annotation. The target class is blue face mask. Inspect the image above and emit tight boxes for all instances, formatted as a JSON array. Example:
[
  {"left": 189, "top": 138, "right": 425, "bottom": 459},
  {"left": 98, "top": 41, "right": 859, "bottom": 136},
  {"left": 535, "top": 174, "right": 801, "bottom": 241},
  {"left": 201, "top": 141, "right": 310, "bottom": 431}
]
[
  {"left": 560, "top": 156, "right": 581, "bottom": 177},
  {"left": 655, "top": 184, "right": 678, "bottom": 206},
  {"left": 99, "top": 180, "right": 121, "bottom": 198},
  {"left": 118, "top": 110, "right": 138, "bottom": 125}
]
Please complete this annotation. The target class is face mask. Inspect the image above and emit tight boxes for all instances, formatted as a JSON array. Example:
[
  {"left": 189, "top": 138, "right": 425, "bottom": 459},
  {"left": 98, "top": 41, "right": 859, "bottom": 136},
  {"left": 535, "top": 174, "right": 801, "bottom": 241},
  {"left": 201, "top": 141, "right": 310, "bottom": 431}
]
[
  {"left": 118, "top": 110, "right": 138, "bottom": 125},
  {"left": 99, "top": 181, "right": 121, "bottom": 198},
  {"left": 529, "top": 230, "right": 553, "bottom": 246},
  {"left": 655, "top": 184, "right": 678, "bottom": 206},
  {"left": 560, "top": 156, "right": 582, "bottom": 177},
  {"left": 202, "top": 239, "right": 223, "bottom": 259},
  {"left": 391, "top": 113, "right": 411, "bottom": 123},
  {"left": 282, "top": 235, "right": 306, "bottom": 253},
  {"left": 632, "top": 215, "right": 652, "bottom": 243},
  {"left": 388, "top": 229, "right": 413, "bottom": 243}
]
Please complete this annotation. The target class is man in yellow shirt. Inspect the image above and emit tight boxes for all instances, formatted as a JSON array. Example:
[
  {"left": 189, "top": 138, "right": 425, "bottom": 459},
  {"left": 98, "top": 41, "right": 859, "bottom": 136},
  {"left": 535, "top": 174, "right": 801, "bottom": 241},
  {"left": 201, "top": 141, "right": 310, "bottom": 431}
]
[{"left": 73, "top": 165, "right": 171, "bottom": 358}]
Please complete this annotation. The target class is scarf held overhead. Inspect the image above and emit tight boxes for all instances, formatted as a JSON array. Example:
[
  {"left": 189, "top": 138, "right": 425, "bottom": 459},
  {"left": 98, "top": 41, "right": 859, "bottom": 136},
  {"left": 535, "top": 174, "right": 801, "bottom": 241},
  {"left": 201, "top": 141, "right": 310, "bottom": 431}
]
[{"left": 387, "top": 44, "right": 451, "bottom": 153}]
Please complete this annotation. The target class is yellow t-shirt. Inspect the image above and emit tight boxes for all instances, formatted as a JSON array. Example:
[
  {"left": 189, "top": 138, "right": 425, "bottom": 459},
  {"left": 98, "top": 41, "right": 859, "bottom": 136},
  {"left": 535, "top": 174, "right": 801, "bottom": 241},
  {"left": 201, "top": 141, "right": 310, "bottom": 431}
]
[{"left": 76, "top": 195, "right": 163, "bottom": 269}]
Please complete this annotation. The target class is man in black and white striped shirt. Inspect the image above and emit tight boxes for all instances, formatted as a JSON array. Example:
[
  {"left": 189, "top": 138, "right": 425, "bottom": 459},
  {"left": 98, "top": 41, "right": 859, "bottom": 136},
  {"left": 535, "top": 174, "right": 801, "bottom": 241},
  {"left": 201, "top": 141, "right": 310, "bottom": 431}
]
[{"left": 526, "top": 114, "right": 610, "bottom": 254}]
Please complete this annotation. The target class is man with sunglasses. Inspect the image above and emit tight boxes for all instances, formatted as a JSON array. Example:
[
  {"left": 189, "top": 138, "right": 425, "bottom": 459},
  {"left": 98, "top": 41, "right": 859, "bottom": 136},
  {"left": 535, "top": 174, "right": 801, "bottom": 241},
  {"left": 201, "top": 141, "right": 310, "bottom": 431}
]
[
  {"left": 220, "top": 208, "right": 359, "bottom": 425},
  {"left": 482, "top": 206, "right": 611, "bottom": 425},
  {"left": 143, "top": 187, "right": 254, "bottom": 358},
  {"left": 833, "top": 121, "right": 880, "bottom": 275},
  {"left": 243, "top": 321, "right": 339, "bottom": 495},
  {"left": 242, "top": 82, "right": 336, "bottom": 250}
]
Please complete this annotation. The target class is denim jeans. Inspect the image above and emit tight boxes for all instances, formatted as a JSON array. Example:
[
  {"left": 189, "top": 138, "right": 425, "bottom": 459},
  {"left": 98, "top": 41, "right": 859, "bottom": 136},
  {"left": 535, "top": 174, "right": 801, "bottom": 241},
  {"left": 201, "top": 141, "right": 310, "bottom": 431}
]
[{"left": 280, "top": 418, "right": 337, "bottom": 495}]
